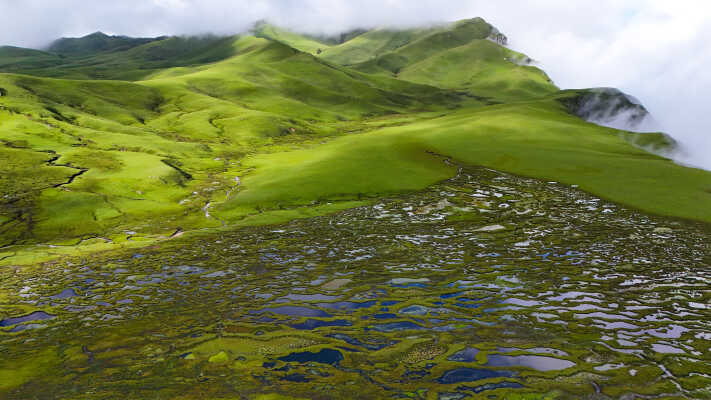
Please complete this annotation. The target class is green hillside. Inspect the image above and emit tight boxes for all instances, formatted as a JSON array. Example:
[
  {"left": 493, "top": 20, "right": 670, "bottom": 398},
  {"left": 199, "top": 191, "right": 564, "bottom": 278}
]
[
  {"left": 285, "top": 18, "right": 556, "bottom": 102},
  {"left": 319, "top": 25, "right": 440, "bottom": 65},
  {"left": 317, "top": 18, "right": 492, "bottom": 67},
  {"left": 0, "top": 33, "right": 239, "bottom": 80},
  {"left": 46, "top": 31, "right": 158, "bottom": 56},
  {"left": 0, "top": 46, "right": 63, "bottom": 70},
  {"left": 219, "top": 96, "right": 711, "bottom": 222},
  {"left": 0, "top": 18, "right": 709, "bottom": 265},
  {"left": 252, "top": 22, "right": 337, "bottom": 54}
]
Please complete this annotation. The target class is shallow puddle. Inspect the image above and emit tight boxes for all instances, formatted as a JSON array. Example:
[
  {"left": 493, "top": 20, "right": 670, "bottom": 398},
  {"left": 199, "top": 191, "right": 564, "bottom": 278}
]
[
  {"left": 437, "top": 368, "right": 517, "bottom": 384},
  {"left": 0, "top": 311, "right": 55, "bottom": 327},
  {"left": 484, "top": 354, "right": 575, "bottom": 371}
]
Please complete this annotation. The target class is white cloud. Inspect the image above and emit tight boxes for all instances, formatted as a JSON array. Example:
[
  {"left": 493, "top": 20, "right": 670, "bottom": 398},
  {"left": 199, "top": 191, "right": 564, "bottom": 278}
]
[
  {"left": 0, "top": 0, "right": 708, "bottom": 169},
  {"left": 487, "top": 1, "right": 711, "bottom": 170}
]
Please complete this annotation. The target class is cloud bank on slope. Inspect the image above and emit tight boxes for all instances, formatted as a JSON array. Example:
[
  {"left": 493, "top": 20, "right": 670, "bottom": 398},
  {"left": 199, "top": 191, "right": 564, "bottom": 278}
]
[
  {"left": 1, "top": 0, "right": 708, "bottom": 169},
  {"left": 491, "top": 1, "right": 711, "bottom": 170}
]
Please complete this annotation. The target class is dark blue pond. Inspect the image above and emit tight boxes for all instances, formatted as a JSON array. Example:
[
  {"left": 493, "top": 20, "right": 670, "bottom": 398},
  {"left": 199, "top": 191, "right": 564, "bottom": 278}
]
[
  {"left": 392, "top": 283, "right": 429, "bottom": 288},
  {"left": 448, "top": 348, "right": 480, "bottom": 362},
  {"left": 454, "top": 302, "right": 482, "bottom": 309},
  {"left": 368, "top": 321, "right": 424, "bottom": 332},
  {"left": 0, "top": 311, "right": 55, "bottom": 327},
  {"left": 290, "top": 319, "right": 352, "bottom": 330},
  {"left": 278, "top": 348, "right": 343, "bottom": 365},
  {"left": 49, "top": 288, "right": 78, "bottom": 299},
  {"left": 437, "top": 368, "right": 516, "bottom": 384},
  {"left": 281, "top": 373, "right": 310, "bottom": 382}
]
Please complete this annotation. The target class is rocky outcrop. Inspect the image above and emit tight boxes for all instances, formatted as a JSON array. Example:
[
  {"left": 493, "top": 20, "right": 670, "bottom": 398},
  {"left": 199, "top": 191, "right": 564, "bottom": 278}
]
[
  {"left": 562, "top": 88, "right": 652, "bottom": 132},
  {"left": 560, "top": 88, "right": 678, "bottom": 154},
  {"left": 487, "top": 27, "right": 508, "bottom": 46}
]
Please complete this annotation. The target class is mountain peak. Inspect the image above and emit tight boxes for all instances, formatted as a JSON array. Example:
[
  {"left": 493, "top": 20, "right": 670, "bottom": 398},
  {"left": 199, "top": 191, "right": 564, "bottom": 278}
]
[{"left": 85, "top": 31, "right": 109, "bottom": 38}]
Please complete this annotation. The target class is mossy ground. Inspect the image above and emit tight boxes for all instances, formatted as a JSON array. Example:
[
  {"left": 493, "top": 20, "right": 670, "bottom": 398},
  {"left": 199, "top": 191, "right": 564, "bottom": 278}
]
[{"left": 1, "top": 167, "right": 708, "bottom": 399}]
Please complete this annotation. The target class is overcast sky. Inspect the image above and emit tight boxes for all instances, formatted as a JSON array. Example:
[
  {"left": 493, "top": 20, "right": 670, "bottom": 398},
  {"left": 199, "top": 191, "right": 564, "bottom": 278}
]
[{"left": 1, "top": 0, "right": 709, "bottom": 169}]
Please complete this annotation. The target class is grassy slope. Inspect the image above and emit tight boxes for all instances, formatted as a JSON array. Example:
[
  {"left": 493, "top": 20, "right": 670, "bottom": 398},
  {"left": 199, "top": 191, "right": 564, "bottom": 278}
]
[
  {"left": 319, "top": 18, "right": 556, "bottom": 102},
  {"left": 0, "top": 46, "right": 63, "bottom": 70},
  {"left": 352, "top": 17, "right": 495, "bottom": 72},
  {"left": 218, "top": 99, "right": 711, "bottom": 223},
  {"left": 395, "top": 40, "right": 557, "bottom": 101},
  {"left": 0, "top": 35, "right": 465, "bottom": 252},
  {"left": 0, "top": 73, "right": 213, "bottom": 246},
  {"left": 253, "top": 24, "right": 334, "bottom": 55},
  {"left": 1, "top": 19, "right": 710, "bottom": 265},
  {"left": 319, "top": 26, "right": 440, "bottom": 65}
]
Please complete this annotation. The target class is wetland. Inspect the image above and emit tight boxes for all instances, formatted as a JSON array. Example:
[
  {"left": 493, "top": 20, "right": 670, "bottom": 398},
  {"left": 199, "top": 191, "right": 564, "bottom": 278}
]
[{"left": 1, "top": 166, "right": 709, "bottom": 399}]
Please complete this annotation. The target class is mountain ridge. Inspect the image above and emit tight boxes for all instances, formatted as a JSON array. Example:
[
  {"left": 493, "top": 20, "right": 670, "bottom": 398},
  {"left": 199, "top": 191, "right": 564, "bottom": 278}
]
[{"left": 46, "top": 31, "right": 160, "bottom": 56}]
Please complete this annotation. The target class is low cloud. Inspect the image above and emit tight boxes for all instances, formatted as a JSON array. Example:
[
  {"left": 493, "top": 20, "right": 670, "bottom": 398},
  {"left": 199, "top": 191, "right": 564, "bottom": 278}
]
[
  {"left": 1, "top": 0, "right": 708, "bottom": 169},
  {"left": 492, "top": 0, "right": 711, "bottom": 170}
]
